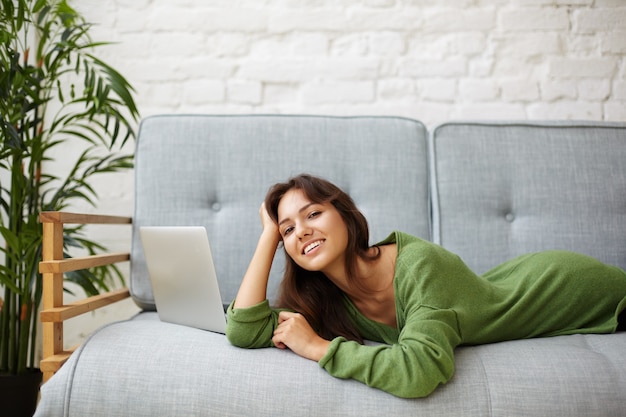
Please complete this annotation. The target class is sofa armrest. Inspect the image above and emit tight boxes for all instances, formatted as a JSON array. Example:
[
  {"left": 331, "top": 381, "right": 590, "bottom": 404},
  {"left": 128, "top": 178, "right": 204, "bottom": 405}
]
[{"left": 39, "top": 212, "right": 132, "bottom": 382}]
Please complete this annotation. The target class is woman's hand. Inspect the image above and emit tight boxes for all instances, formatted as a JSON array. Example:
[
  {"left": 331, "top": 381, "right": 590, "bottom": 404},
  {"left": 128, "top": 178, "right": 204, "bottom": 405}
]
[
  {"left": 232, "top": 203, "right": 281, "bottom": 309},
  {"left": 259, "top": 202, "right": 280, "bottom": 239},
  {"left": 272, "top": 311, "right": 331, "bottom": 362}
]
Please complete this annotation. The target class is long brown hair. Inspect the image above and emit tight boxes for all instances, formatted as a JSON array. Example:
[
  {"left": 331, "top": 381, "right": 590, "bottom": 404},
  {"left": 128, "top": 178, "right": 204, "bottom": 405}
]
[{"left": 265, "top": 174, "right": 380, "bottom": 343}]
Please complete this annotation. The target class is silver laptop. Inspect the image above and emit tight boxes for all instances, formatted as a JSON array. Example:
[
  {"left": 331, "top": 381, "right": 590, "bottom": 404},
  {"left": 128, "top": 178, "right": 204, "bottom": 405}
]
[{"left": 139, "top": 226, "right": 227, "bottom": 334}]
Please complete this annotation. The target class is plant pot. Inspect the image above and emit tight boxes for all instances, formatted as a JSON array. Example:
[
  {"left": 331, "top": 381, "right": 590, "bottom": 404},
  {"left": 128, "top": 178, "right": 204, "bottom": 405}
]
[{"left": 0, "top": 369, "right": 42, "bottom": 417}]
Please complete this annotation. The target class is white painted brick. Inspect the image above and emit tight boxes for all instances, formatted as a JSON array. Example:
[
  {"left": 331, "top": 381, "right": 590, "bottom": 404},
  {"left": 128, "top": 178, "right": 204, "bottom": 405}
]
[
  {"left": 527, "top": 102, "right": 603, "bottom": 119},
  {"left": 548, "top": 58, "right": 618, "bottom": 78},
  {"left": 377, "top": 79, "right": 416, "bottom": 101},
  {"left": 138, "top": 82, "right": 183, "bottom": 106},
  {"left": 301, "top": 81, "right": 375, "bottom": 104},
  {"left": 451, "top": 33, "right": 488, "bottom": 55},
  {"left": 331, "top": 34, "right": 369, "bottom": 56},
  {"left": 364, "top": 0, "right": 396, "bottom": 7},
  {"left": 237, "top": 60, "right": 309, "bottom": 82},
  {"left": 185, "top": 8, "right": 268, "bottom": 32},
  {"left": 417, "top": 79, "right": 457, "bottom": 102},
  {"left": 269, "top": 10, "right": 348, "bottom": 32},
  {"left": 578, "top": 79, "right": 611, "bottom": 101},
  {"left": 149, "top": 7, "right": 201, "bottom": 31},
  {"left": 494, "top": 33, "right": 561, "bottom": 56},
  {"left": 452, "top": 103, "right": 527, "bottom": 120},
  {"left": 602, "top": 32, "right": 626, "bottom": 54},
  {"left": 612, "top": 81, "right": 626, "bottom": 100},
  {"left": 270, "top": 0, "right": 327, "bottom": 7},
  {"left": 566, "top": 34, "right": 603, "bottom": 56},
  {"left": 291, "top": 34, "right": 329, "bottom": 56},
  {"left": 369, "top": 32, "right": 406, "bottom": 56},
  {"left": 554, "top": 0, "right": 590, "bottom": 4},
  {"left": 574, "top": 9, "right": 626, "bottom": 33},
  {"left": 116, "top": 0, "right": 152, "bottom": 9},
  {"left": 409, "top": 101, "right": 456, "bottom": 127},
  {"left": 250, "top": 34, "right": 328, "bottom": 57},
  {"left": 182, "top": 80, "right": 226, "bottom": 104},
  {"left": 459, "top": 79, "right": 500, "bottom": 101},
  {"left": 604, "top": 102, "right": 626, "bottom": 120},
  {"left": 506, "top": 0, "right": 555, "bottom": 5},
  {"left": 148, "top": 32, "right": 209, "bottom": 56},
  {"left": 594, "top": 0, "right": 626, "bottom": 6},
  {"left": 406, "top": 34, "right": 453, "bottom": 58},
  {"left": 499, "top": 8, "right": 569, "bottom": 31},
  {"left": 347, "top": 10, "right": 424, "bottom": 31},
  {"left": 492, "top": 57, "right": 541, "bottom": 78},
  {"left": 399, "top": 57, "right": 467, "bottom": 77},
  {"left": 469, "top": 58, "right": 495, "bottom": 77},
  {"left": 406, "top": 0, "right": 474, "bottom": 6},
  {"left": 114, "top": 9, "right": 150, "bottom": 34},
  {"left": 177, "top": 57, "right": 237, "bottom": 79},
  {"left": 103, "top": 33, "right": 154, "bottom": 59},
  {"left": 238, "top": 58, "right": 379, "bottom": 82},
  {"left": 409, "top": 33, "right": 487, "bottom": 57},
  {"left": 501, "top": 78, "right": 540, "bottom": 102},
  {"left": 227, "top": 80, "right": 263, "bottom": 104},
  {"left": 213, "top": 33, "right": 250, "bottom": 57},
  {"left": 540, "top": 80, "right": 578, "bottom": 101},
  {"left": 423, "top": 9, "right": 495, "bottom": 32},
  {"left": 74, "top": 1, "right": 116, "bottom": 27},
  {"left": 264, "top": 83, "right": 299, "bottom": 104},
  {"left": 121, "top": 59, "right": 185, "bottom": 82}
]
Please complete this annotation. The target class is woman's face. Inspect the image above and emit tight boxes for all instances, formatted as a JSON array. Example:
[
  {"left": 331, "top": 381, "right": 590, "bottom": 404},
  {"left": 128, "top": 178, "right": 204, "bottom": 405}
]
[{"left": 277, "top": 188, "right": 349, "bottom": 275}]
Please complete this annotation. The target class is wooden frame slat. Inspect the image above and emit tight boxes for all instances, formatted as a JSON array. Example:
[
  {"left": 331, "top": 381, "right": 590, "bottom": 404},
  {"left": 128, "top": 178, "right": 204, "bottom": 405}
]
[
  {"left": 40, "top": 211, "right": 132, "bottom": 224},
  {"left": 39, "top": 345, "right": 79, "bottom": 373},
  {"left": 40, "top": 288, "right": 131, "bottom": 322},
  {"left": 39, "top": 253, "right": 131, "bottom": 273},
  {"left": 39, "top": 211, "right": 132, "bottom": 383}
]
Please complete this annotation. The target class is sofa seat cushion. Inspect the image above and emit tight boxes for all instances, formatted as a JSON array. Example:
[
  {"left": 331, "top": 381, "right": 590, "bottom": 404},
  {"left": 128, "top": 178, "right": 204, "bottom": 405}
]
[{"left": 36, "top": 313, "right": 626, "bottom": 417}]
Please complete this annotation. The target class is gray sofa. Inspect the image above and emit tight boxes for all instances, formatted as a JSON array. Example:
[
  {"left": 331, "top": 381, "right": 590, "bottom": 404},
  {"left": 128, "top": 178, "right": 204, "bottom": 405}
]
[{"left": 35, "top": 115, "right": 626, "bottom": 416}]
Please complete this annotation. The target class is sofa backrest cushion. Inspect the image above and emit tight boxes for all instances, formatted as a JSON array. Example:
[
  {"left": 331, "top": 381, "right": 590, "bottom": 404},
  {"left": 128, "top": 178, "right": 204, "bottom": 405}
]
[
  {"left": 131, "top": 115, "right": 430, "bottom": 310},
  {"left": 431, "top": 121, "right": 626, "bottom": 275}
]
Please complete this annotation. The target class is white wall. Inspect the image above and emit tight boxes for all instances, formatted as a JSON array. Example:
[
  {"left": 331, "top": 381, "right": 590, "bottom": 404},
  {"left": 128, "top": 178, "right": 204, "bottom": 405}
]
[{"left": 55, "top": 0, "right": 625, "bottom": 345}]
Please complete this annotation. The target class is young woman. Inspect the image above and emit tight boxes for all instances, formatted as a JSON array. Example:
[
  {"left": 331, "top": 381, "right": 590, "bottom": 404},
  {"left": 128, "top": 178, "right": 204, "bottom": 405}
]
[{"left": 226, "top": 174, "right": 626, "bottom": 398}]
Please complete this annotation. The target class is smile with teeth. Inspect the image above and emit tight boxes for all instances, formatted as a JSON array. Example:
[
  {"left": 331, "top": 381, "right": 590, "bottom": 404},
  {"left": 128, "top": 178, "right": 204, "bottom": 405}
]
[{"left": 303, "top": 240, "right": 324, "bottom": 255}]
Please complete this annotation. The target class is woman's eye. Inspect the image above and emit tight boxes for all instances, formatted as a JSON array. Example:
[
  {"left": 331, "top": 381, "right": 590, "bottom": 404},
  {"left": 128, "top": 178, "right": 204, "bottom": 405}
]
[
  {"left": 283, "top": 226, "right": 294, "bottom": 236},
  {"left": 308, "top": 211, "right": 321, "bottom": 220}
]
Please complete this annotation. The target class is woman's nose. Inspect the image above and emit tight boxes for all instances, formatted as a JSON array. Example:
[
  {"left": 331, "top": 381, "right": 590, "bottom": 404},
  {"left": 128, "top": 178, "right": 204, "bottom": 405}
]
[{"left": 296, "top": 224, "right": 312, "bottom": 238}]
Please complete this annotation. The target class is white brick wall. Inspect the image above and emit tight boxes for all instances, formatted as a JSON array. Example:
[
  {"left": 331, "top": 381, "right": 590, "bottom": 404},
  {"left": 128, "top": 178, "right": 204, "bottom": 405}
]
[
  {"left": 51, "top": 0, "right": 626, "bottom": 343},
  {"left": 72, "top": 0, "right": 624, "bottom": 126}
]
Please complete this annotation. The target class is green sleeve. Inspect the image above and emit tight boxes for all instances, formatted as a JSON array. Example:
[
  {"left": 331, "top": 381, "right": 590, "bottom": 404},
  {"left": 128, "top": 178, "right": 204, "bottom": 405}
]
[
  {"left": 226, "top": 299, "right": 285, "bottom": 349},
  {"left": 318, "top": 306, "right": 462, "bottom": 398}
]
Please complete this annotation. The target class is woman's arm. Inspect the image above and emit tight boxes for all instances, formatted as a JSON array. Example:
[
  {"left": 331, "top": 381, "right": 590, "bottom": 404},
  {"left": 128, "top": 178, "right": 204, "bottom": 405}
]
[
  {"left": 227, "top": 203, "right": 283, "bottom": 348},
  {"left": 233, "top": 203, "right": 281, "bottom": 309},
  {"left": 319, "top": 306, "right": 461, "bottom": 398}
]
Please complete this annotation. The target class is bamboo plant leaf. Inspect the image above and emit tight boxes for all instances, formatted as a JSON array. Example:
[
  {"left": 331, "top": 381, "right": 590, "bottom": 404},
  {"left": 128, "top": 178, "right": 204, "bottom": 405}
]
[{"left": 0, "top": 0, "right": 139, "bottom": 376}]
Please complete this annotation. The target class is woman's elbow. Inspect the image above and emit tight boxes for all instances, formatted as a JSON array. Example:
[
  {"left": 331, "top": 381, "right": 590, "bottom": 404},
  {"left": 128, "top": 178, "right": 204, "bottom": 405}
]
[{"left": 226, "top": 322, "right": 274, "bottom": 349}]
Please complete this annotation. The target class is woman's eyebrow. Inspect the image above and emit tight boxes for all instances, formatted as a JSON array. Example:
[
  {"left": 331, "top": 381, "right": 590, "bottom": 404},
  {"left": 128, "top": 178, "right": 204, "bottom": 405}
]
[{"left": 278, "top": 202, "right": 316, "bottom": 226}]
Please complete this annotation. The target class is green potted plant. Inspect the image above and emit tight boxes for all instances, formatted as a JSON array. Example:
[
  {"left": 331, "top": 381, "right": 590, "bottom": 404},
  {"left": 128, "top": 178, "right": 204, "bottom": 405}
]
[{"left": 0, "top": 1, "right": 139, "bottom": 415}]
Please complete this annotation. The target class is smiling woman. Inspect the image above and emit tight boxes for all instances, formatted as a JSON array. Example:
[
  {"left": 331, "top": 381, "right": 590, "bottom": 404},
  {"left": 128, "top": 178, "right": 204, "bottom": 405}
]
[{"left": 226, "top": 174, "right": 626, "bottom": 399}]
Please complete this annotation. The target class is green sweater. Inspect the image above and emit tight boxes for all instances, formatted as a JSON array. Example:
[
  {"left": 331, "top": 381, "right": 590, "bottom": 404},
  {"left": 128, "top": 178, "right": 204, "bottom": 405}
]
[{"left": 226, "top": 231, "right": 626, "bottom": 398}]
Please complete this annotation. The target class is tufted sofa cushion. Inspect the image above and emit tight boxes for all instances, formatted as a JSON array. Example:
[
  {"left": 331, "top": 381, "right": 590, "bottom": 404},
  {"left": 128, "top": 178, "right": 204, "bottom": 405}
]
[
  {"left": 431, "top": 121, "right": 626, "bottom": 274},
  {"left": 131, "top": 115, "right": 430, "bottom": 310}
]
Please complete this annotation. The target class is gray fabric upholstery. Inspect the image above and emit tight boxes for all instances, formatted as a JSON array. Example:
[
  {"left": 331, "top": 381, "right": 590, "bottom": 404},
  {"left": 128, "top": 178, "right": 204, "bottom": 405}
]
[
  {"left": 431, "top": 121, "right": 626, "bottom": 274},
  {"left": 36, "top": 313, "right": 626, "bottom": 416},
  {"left": 35, "top": 117, "right": 626, "bottom": 417},
  {"left": 131, "top": 115, "right": 429, "bottom": 309}
]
